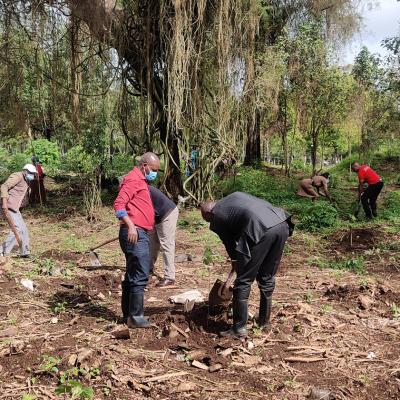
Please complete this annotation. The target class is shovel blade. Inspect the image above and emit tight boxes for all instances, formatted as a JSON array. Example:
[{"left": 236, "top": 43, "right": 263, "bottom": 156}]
[
  {"left": 208, "top": 279, "right": 232, "bottom": 307},
  {"left": 89, "top": 251, "right": 102, "bottom": 267}
]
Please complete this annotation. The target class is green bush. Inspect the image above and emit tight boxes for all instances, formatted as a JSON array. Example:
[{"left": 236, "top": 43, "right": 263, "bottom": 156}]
[
  {"left": 316, "top": 256, "right": 366, "bottom": 275},
  {"left": 7, "top": 152, "right": 31, "bottom": 172},
  {"left": 217, "top": 167, "right": 341, "bottom": 230},
  {"left": 28, "top": 139, "right": 61, "bottom": 169},
  {"left": 218, "top": 167, "right": 298, "bottom": 205},
  {"left": 62, "top": 145, "right": 97, "bottom": 175},
  {"left": 290, "top": 160, "right": 306, "bottom": 171},
  {"left": 298, "top": 202, "right": 338, "bottom": 232},
  {"left": 104, "top": 153, "right": 133, "bottom": 179},
  {"left": 329, "top": 155, "right": 358, "bottom": 173}
]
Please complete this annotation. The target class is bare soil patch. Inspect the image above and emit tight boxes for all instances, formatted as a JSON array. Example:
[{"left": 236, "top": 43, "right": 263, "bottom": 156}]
[
  {"left": 0, "top": 208, "right": 399, "bottom": 399},
  {"left": 329, "top": 227, "right": 383, "bottom": 252}
]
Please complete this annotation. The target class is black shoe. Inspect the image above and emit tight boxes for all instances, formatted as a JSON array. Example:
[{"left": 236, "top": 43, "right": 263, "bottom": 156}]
[
  {"left": 220, "top": 326, "right": 247, "bottom": 338},
  {"left": 256, "top": 293, "right": 272, "bottom": 328},
  {"left": 156, "top": 278, "right": 177, "bottom": 288},
  {"left": 127, "top": 292, "right": 151, "bottom": 328}
]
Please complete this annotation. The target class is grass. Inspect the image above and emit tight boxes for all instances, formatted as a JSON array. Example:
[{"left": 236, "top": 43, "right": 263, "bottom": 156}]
[
  {"left": 312, "top": 256, "right": 366, "bottom": 275},
  {"left": 392, "top": 303, "right": 400, "bottom": 320}
]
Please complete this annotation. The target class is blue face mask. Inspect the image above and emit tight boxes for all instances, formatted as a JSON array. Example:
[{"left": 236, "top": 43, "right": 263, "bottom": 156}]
[
  {"left": 26, "top": 173, "right": 35, "bottom": 182},
  {"left": 145, "top": 169, "right": 158, "bottom": 181}
]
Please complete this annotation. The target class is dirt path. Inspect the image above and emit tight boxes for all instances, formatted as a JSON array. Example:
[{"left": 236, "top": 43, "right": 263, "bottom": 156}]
[{"left": 0, "top": 207, "right": 399, "bottom": 399}]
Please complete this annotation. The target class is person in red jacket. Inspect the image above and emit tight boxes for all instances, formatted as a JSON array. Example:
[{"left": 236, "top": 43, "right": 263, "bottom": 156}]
[
  {"left": 30, "top": 156, "right": 46, "bottom": 204},
  {"left": 114, "top": 152, "right": 160, "bottom": 328},
  {"left": 351, "top": 162, "right": 384, "bottom": 219}
]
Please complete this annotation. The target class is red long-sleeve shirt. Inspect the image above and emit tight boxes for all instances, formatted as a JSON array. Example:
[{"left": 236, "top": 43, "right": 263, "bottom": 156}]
[{"left": 113, "top": 167, "right": 154, "bottom": 230}]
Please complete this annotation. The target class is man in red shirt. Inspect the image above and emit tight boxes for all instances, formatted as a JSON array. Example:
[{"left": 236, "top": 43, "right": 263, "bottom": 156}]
[
  {"left": 351, "top": 162, "right": 384, "bottom": 219},
  {"left": 114, "top": 152, "right": 160, "bottom": 328}
]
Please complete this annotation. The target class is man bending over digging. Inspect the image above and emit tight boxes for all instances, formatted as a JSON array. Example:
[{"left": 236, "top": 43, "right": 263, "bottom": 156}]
[{"left": 201, "top": 192, "right": 294, "bottom": 337}]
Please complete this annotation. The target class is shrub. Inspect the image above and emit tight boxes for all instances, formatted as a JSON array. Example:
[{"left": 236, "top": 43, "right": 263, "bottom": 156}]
[
  {"left": 218, "top": 167, "right": 298, "bottom": 205},
  {"left": 382, "top": 190, "right": 400, "bottom": 221},
  {"left": 298, "top": 202, "right": 338, "bottom": 232},
  {"left": 7, "top": 152, "right": 31, "bottom": 172},
  {"left": 329, "top": 155, "right": 358, "bottom": 173},
  {"left": 331, "top": 257, "right": 365, "bottom": 274},
  {"left": 103, "top": 153, "right": 133, "bottom": 179},
  {"left": 28, "top": 139, "right": 61, "bottom": 169},
  {"left": 290, "top": 160, "right": 305, "bottom": 171},
  {"left": 62, "top": 145, "right": 97, "bottom": 175}
]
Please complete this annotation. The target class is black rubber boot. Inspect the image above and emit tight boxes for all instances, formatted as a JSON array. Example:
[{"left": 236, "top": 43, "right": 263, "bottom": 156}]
[
  {"left": 256, "top": 293, "right": 272, "bottom": 328},
  {"left": 127, "top": 292, "right": 151, "bottom": 328},
  {"left": 121, "top": 281, "right": 130, "bottom": 323},
  {"left": 220, "top": 290, "right": 249, "bottom": 338}
]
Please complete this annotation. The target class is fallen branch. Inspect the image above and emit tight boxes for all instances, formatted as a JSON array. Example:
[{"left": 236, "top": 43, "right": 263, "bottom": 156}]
[
  {"left": 284, "top": 357, "right": 326, "bottom": 363},
  {"left": 142, "top": 371, "right": 188, "bottom": 383},
  {"left": 171, "top": 322, "right": 189, "bottom": 339}
]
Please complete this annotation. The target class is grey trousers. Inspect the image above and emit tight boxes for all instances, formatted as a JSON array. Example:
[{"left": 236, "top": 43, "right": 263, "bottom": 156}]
[
  {"left": 149, "top": 207, "right": 179, "bottom": 280},
  {"left": 1, "top": 210, "right": 30, "bottom": 256}
]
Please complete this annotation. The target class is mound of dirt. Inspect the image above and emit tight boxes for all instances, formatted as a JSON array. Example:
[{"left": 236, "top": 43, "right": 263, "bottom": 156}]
[{"left": 329, "top": 228, "right": 382, "bottom": 252}]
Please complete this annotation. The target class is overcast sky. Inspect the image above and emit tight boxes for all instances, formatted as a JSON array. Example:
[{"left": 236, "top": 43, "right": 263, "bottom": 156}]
[{"left": 342, "top": 0, "right": 400, "bottom": 64}]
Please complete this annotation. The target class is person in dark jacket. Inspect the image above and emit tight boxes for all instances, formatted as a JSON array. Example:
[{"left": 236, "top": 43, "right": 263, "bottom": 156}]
[{"left": 201, "top": 192, "right": 294, "bottom": 338}]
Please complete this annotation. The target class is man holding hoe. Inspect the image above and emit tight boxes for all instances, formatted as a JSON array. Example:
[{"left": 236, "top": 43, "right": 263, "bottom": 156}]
[
  {"left": 0, "top": 164, "right": 37, "bottom": 266},
  {"left": 351, "top": 162, "right": 383, "bottom": 219}
]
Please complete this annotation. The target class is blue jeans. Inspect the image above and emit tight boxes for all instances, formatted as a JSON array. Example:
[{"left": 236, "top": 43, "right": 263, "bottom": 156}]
[{"left": 119, "top": 226, "right": 150, "bottom": 294}]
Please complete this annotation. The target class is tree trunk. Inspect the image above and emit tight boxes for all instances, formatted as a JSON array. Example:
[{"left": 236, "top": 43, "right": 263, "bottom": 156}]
[
  {"left": 311, "top": 128, "right": 318, "bottom": 176},
  {"left": 282, "top": 93, "right": 289, "bottom": 176},
  {"left": 64, "top": 0, "right": 183, "bottom": 196},
  {"left": 244, "top": 108, "right": 261, "bottom": 165},
  {"left": 243, "top": 0, "right": 260, "bottom": 166},
  {"left": 159, "top": 122, "right": 183, "bottom": 202},
  {"left": 70, "top": 17, "right": 81, "bottom": 135}
]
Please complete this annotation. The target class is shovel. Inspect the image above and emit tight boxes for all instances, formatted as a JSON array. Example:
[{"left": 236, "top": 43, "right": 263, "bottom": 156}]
[
  {"left": 354, "top": 200, "right": 362, "bottom": 218},
  {"left": 208, "top": 267, "right": 236, "bottom": 307},
  {"left": 88, "top": 237, "right": 119, "bottom": 267}
]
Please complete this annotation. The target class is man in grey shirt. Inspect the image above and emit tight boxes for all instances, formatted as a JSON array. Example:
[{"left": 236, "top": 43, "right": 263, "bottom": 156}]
[{"left": 201, "top": 192, "right": 294, "bottom": 337}]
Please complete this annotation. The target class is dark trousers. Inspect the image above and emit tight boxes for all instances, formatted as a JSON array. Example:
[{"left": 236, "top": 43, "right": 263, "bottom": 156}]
[
  {"left": 361, "top": 181, "right": 383, "bottom": 218},
  {"left": 119, "top": 226, "right": 150, "bottom": 294},
  {"left": 234, "top": 222, "right": 289, "bottom": 299}
]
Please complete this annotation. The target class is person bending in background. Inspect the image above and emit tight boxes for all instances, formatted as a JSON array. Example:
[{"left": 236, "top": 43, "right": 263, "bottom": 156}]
[
  {"left": 113, "top": 152, "right": 160, "bottom": 328},
  {"left": 201, "top": 192, "right": 294, "bottom": 338},
  {"left": 0, "top": 164, "right": 37, "bottom": 264},
  {"left": 351, "top": 162, "right": 383, "bottom": 219},
  {"left": 297, "top": 172, "right": 333, "bottom": 202},
  {"left": 148, "top": 186, "right": 179, "bottom": 288}
]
